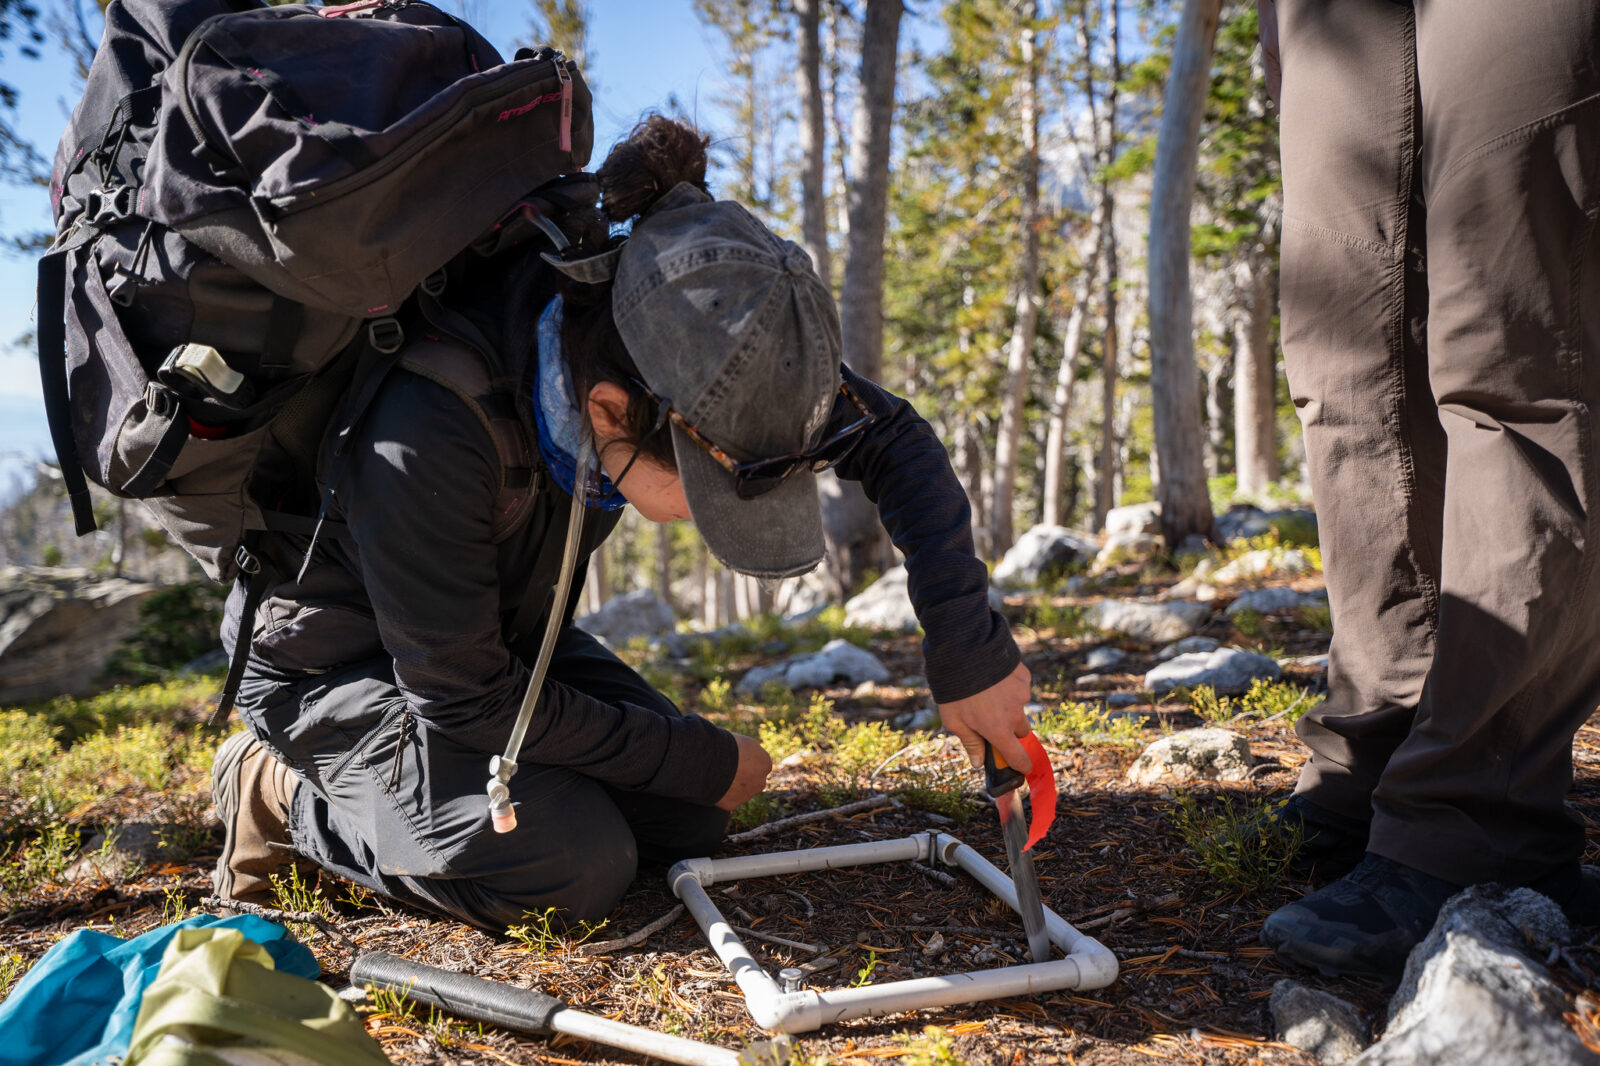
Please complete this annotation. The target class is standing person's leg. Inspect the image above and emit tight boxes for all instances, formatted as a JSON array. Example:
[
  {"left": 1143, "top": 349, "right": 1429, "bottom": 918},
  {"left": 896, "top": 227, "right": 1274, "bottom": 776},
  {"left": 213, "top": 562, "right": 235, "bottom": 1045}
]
[
  {"left": 1266, "top": 0, "right": 1600, "bottom": 976},
  {"left": 1275, "top": 0, "right": 1442, "bottom": 833},
  {"left": 1369, "top": 0, "right": 1600, "bottom": 889}
]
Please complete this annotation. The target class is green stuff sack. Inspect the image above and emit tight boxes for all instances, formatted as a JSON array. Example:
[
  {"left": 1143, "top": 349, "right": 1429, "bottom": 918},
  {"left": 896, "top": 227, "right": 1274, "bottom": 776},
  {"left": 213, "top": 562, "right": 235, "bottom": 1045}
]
[{"left": 124, "top": 926, "right": 389, "bottom": 1066}]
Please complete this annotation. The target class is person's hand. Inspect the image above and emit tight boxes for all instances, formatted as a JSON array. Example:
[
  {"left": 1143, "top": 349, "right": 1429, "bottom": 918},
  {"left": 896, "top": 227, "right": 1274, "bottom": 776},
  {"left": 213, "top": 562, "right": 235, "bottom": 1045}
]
[
  {"left": 715, "top": 733, "right": 774, "bottom": 811},
  {"left": 936, "top": 661, "right": 1034, "bottom": 774}
]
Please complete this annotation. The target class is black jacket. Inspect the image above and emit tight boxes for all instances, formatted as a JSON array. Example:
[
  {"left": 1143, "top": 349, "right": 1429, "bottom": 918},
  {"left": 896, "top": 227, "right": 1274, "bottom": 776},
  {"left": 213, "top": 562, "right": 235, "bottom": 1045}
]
[{"left": 226, "top": 283, "right": 1020, "bottom": 809}]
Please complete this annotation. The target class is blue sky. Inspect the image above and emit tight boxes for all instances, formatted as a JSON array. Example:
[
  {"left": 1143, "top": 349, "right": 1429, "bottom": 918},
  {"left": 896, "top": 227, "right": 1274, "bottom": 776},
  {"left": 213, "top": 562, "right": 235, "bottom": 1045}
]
[{"left": 0, "top": 0, "right": 749, "bottom": 456}]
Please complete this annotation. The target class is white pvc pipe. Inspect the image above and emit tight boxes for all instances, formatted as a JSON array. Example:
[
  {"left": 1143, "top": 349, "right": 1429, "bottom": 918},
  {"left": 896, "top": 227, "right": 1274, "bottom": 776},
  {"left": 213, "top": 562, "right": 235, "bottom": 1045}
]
[{"left": 669, "top": 833, "right": 1118, "bottom": 1034}]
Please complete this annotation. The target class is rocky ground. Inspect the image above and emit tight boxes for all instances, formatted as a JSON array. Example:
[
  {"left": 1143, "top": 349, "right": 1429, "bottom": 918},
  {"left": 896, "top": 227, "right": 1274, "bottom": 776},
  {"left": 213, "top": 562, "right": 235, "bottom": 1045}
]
[{"left": 1, "top": 517, "right": 1598, "bottom": 1065}]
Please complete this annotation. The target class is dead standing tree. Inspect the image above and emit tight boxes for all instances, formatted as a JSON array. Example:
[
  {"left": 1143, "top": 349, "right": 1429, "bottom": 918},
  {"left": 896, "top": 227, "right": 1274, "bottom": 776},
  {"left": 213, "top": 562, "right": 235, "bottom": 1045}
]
[
  {"left": 1146, "top": 0, "right": 1221, "bottom": 549},
  {"left": 823, "top": 0, "right": 903, "bottom": 595},
  {"left": 989, "top": 0, "right": 1044, "bottom": 554}
]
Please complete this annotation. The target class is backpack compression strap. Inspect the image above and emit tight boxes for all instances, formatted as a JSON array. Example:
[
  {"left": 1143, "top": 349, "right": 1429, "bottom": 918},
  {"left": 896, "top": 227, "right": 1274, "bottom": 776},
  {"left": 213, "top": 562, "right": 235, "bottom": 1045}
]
[{"left": 38, "top": 234, "right": 100, "bottom": 536}]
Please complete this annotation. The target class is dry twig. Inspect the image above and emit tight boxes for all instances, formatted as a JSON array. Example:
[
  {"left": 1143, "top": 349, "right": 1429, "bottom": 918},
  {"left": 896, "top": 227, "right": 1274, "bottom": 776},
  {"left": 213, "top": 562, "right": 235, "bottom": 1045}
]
[
  {"left": 726, "top": 794, "right": 894, "bottom": 843},
  {"left": 576, "top": 903, "right": 686, "bottom": 957},
  {"left": 200, "top": 895, "right": 359, "bottom": 955}
]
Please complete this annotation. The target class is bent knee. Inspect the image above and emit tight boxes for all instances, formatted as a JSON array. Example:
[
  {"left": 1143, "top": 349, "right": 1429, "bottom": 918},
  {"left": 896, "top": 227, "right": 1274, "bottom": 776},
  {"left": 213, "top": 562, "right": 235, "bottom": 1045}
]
[{"left": 454, "top": 835, "right": 640, "bottom": 932}]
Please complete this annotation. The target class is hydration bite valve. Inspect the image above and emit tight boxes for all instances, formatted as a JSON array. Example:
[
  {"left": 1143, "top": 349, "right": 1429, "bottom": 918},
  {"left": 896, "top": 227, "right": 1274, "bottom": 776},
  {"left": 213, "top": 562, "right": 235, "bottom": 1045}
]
[{"left": 487, "top": 754, "right": 518, "bottom": 834}]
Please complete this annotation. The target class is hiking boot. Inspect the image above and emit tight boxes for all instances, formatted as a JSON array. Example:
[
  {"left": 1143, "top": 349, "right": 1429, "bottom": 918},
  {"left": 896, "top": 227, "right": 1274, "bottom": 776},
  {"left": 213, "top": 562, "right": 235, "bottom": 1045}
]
[
  {"left": 1260, "top": 853, "right": 1461, "bottom": 978},
  {"left": 1227, "top": 793, "right": 1370, "bottom": 881},
  {"left": 212, "top": 730, "right": 302, "bottom": 904},
  {"left": 1530, "top": 863, "right": 1600, "bottom": 928}
]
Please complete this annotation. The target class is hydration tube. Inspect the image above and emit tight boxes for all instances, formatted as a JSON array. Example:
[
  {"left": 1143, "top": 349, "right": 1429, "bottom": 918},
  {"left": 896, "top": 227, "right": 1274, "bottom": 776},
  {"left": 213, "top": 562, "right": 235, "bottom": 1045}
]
[{"left": 485, "top": 435, "right": 592, "bottom": 834}]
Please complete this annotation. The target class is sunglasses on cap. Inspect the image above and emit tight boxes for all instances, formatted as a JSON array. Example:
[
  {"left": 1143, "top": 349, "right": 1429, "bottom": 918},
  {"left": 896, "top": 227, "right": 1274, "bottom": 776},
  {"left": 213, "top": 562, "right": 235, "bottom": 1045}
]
[{"left": 627, "top": 377, "right": 877, "bottom": 500}]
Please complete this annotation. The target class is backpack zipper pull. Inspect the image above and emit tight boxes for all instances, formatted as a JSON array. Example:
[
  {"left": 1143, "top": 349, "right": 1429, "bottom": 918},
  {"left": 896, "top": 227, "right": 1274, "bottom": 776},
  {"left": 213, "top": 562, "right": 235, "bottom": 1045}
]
[
  {"left": 388, "top": 709, "right": 414, "bottom": 791},
  {"left": 555, "top": 56, "right": 573, "bottom": 154}
]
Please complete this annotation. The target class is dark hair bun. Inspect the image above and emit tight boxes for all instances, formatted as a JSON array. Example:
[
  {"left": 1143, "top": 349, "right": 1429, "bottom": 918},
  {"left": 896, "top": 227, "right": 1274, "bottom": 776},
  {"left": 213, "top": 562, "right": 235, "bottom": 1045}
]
[{"left": 598, "top": 114, "right": 711, "bottom": 224}]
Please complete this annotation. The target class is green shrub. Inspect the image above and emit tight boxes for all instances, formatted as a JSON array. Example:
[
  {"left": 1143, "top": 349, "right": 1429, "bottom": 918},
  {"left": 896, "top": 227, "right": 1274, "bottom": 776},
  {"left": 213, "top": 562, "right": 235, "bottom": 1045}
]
[
  {"left": 1171, "top": 792, "right": 1304, "bottom": 892},
  {"left": 101, "top": 582, "right": 226, "bottom": 685},
  {"left": 1034, "top": 701, "right": 1146, "bottom": 748}
]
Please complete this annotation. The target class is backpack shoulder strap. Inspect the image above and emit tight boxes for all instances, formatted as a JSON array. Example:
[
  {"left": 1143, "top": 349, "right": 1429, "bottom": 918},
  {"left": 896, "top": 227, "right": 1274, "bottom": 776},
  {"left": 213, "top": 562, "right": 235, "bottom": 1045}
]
[{"left": 397, "top": 335, "right": 539, "bottom": 543}]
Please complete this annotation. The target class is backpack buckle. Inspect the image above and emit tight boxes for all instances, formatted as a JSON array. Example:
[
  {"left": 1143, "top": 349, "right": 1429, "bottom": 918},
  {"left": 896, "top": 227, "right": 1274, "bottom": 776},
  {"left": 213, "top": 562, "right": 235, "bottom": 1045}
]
[
  {"left": 234, "top": 545, "right": 262, "bottom": 576},
  {"left": 367, "top": 317, "right": 404, "bottom": 354},
  {"left": 107, "top": 265, "right": 142, "bottom": 307},
  {"left": 421, "top": 269, "right": 447, "bottom": 297},
  {"left": 144, "top": 381, "right": 178, "bottom": 419},
  {"left": 85, "top": 185, "right": 137, "bottom": 226}
]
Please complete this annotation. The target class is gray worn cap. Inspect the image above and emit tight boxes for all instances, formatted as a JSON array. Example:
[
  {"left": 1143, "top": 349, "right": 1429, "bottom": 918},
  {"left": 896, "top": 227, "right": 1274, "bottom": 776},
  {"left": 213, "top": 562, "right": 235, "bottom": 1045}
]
[{"left": 574, "top": 183, "right": 840, "bottom": 577}]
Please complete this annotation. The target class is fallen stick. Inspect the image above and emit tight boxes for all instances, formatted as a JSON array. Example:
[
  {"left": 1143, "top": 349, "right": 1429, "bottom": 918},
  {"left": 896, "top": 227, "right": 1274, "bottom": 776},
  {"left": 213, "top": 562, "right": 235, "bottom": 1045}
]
[
  {"left": 726, "top": 795, "right": 894, "bottom": 844},
  {"left": 729, "top": 924, "right": 824, "bottom": 954},
  {"left": 201, "top": 895, "right": 359, "bottom": 955},
  {"left": 577, "top": 903, "right": 686, "bottom": 957}
]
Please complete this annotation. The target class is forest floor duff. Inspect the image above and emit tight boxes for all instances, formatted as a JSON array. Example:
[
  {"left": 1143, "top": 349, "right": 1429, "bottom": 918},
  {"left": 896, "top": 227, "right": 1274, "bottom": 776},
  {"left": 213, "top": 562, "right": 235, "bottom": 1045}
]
[{"left": 3, "top": 555, "right": 1598, "bottom": 1065}]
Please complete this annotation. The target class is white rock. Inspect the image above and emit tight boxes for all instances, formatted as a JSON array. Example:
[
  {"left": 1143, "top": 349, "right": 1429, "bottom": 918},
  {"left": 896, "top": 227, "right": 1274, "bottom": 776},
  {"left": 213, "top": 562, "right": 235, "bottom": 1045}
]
[
  {"left": 1213, "top": 547, "right": 1313, "bottom": 583},
  {"left": 843, "top": 566, "right": 917, "bottom": 631},
  {"left": 1357, "top": 885, "right": 1589, "bottom": 1066},
  {"left": 737, "top": 638, "right": 891, "bottom": 694},
  {"left": 1283, "top": 653, "right": 1331, "bottom": 672},
  {"left": 1104, "top": 501, "right": 1162, "bottom": 537},
  {"left": 1126, "top": 728, "right": 1255, "bottom": 785},
  {"left": 1084, "top": 646, "right": 1128, "bottom": 671},
  {"left": 1088, "top": 599, "right": 1212, "bottom": 643},
  {"left": 1226, "top": 587, "right": 1326, "bottom": 616},
  {"left": 844, "top": 564, "right": 1003, "bottom": 630},
  {"left": 575, "top": 589, "right": 676, "bottom": 645},
  {"left": 1156, "top": 635, "right": 1221, "bottom": 661},
  {"left": 992, "top": 525, "right": 1098, "bottom": 588},
  {"left": 1271, "top": 980, "right": 1368, "bottom": 1065},
  {"left": 1094, "top": 531, "right": 1161, "bottom": 570},
  {"left": 1144, "top": 647, "right": 1282, "bottom": 697}
]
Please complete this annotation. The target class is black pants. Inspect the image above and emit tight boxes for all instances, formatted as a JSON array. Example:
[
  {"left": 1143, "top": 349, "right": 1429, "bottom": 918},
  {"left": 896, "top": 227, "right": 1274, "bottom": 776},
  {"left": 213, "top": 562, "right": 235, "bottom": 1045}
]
[
  {"left": 1279, "top": 0, "right": 1600, "bottom": 888},
  {"left": 235, "top": 626, "right": 728, "bottom": 931}
]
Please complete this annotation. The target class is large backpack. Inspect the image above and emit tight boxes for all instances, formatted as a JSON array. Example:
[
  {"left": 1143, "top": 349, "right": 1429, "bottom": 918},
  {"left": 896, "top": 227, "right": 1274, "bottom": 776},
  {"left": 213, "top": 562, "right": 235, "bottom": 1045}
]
[{"left": 39, "top": 0, "right": 594, "bottom": 586}]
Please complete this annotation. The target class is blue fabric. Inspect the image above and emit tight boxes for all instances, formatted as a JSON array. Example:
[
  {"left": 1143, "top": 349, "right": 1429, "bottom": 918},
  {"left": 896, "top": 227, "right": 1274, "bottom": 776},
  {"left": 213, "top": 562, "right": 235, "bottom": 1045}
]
[
  {"left": 0, "top": 913, "right": 318, "bottom": 1066},
  {"left": 534, "top": 297, "right": 627, "bottom": 511}
]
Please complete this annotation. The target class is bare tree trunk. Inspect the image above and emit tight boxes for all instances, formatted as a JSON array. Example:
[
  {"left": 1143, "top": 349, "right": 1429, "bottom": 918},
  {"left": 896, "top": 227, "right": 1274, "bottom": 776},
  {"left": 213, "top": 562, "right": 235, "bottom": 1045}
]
[
  {"left": 1205, "top": 353, "right": 1231, "bottom": 479},
  {"left": 1147, "top": 0, "right": 1223, "bottom": 549},
  {"left": 1233, "top": 238, "right": 1280, "bottom": 495},
  {"left": 655, "top": 523, "right": 674, "bottom": 608},
  {"left": 1092, "top": 0, "right": 1121, "bottom": 531},
  {"left": 825, "top": 0, "right": 903, "bottom": 592},
  {"left": 795, "top": 0, "right": 832, "bottom": 287},
  {"left": 990, "top": 0, "right": 1042, "bottom": 554},
  {"left": 825, "top": 0, "right": 852, "bottom": 239},
  {"left": 1043, "top": 216, "right": 1104, "bottom": 526},
  {"left": 585, "top": 546, "right": 610, "bottom": 615}
]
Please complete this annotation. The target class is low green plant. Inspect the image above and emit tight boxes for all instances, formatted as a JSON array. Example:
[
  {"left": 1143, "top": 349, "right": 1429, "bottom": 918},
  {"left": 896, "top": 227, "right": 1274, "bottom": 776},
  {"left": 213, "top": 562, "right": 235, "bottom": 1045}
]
[
  {"left": 729, "top": 790, "right": 789, "bottom": 833},
  {"left": 891, "top": 768, "right": 978, "bottom": 825},
  {"left": 633, "top": 962, "right": 690, "bottom": 1036},
  {"left": 161, "top": 879, "right": 194, "bottom": 925},
  {"left": 852, "top": 949, "right": 879, "bottom": 987},
  {"left": 100, "top": 581, "right": 226, "bottom": 686},
  {"left": 698, "top": 676, "right": 735, "bottom": 715},
  {"left": 505, "top": 906, "right": 606, "bottom": 955},
  {"left": 1171, "top": 791, "right": 1304, "bottom": 892},
  {"left": 1183, "top": 680, "right": 1316, "bottom": 726},
  {"left": 0, "top": 950, "right": 26, "bottom": 995},
  {"left": 1231, "top": 606, "right": 1266, "bottom": 640},
  {"left": 903, "top": 1026, "right": 967, "bottom": 1066},
  {"left": 1298, "top": 603, "right": 1333, "bottom": 633},
  {"left": 269, "top": 865, "right": 335, "bottom": 943},
  {"left": 1020, "top": 601, "right": 1090, "bottom": 637},
  {"left": 0, "top": 825, "right": 83, "bottom": 911},
  {"left": 364, "top": 981, "right": 418, "bottom": 1026},
  {"left": 1034, "top": 701, "right": 1146, "bottom": 748}
]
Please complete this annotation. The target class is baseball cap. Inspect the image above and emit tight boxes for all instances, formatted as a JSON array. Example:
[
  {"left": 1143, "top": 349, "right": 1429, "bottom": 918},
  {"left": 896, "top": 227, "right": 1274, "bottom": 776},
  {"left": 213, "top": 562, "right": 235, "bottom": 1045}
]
[{"left": 551, "top": 183, "right": 842, "bottom": 578}]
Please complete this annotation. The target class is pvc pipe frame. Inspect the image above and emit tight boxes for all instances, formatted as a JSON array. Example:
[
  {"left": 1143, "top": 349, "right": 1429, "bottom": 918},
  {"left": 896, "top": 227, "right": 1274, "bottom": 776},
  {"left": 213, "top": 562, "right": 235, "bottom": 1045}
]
[{"left": 668, "top": 833, "right": 1119, "bottom": 1034}]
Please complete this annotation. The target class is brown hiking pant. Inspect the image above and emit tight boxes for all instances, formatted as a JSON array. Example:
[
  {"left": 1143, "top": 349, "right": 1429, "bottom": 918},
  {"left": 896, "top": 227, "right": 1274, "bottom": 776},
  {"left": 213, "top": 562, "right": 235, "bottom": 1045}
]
[{"left": 1278, "top": 0, "right": 1600, "bottom": 887}]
